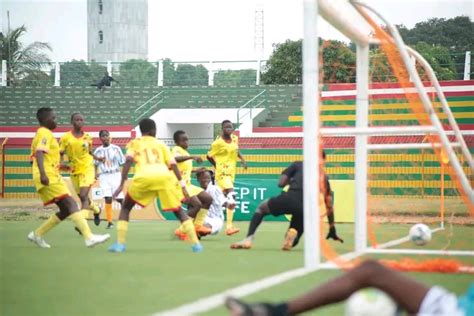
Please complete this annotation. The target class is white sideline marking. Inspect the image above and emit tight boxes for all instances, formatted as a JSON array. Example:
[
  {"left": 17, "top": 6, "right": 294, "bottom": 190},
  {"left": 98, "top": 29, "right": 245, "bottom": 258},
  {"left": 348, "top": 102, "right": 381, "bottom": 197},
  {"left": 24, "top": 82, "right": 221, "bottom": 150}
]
[
  {"left": 153, "top": 250, "right": 362, "bottom": 316},
  {"left": 152, "top": 267, "right": 314, "bottom": 316}
]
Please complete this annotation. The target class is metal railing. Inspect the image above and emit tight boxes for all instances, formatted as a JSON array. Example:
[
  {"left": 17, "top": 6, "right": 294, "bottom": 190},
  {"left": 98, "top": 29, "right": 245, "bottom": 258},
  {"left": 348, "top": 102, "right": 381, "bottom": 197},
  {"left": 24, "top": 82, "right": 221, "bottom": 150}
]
[
  {"left": 236, "top": 90, "right": 267, "bottom": 127},
  {"left": 133, "top": 91, "right": 165, "bottom": 124},
  {"left": 1, "top": 52, "right": 471, "bottom": 87}
]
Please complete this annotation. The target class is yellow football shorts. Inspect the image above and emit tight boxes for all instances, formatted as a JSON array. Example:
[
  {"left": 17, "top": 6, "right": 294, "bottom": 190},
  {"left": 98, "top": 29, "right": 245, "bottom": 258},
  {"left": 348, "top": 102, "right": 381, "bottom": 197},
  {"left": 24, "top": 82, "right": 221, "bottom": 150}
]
[
  {"left": 71, "top": 167, "right": 95, "bottom": 193},
  {"left": 175, "top": 182, "right": 204, "bottom": 201},
  {"left": 37, "top": 178, "right": 71, "bottom": 205},
  {"left": 215, "top": 174, "right": 235, "bottom": 191},
  {"left": 127, "top": 175, "right": 182, "bottom": 211}
]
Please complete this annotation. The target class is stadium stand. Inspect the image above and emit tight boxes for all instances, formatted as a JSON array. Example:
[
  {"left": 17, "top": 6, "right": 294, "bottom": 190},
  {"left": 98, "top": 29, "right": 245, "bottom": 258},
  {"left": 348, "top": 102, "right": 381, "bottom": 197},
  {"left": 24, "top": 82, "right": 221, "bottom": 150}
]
[{"left": 1, "top": 81, "right": 472, "bottom": 199}]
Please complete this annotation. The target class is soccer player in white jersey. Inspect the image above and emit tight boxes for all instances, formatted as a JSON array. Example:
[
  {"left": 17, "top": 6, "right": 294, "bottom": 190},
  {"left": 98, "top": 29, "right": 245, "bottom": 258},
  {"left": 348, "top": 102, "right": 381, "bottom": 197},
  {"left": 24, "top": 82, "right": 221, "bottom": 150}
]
[
  {"left": 197, "top": 169, "right": 233, "bottom": 236},
  {"left": 93, "top": 130, "right": 126, "bottom": 229}
]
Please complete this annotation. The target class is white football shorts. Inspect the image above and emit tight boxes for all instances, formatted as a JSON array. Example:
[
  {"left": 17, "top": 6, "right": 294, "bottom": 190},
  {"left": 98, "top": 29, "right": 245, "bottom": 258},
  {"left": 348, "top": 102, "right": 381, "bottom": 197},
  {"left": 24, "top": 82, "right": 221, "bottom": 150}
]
[{"left": 98, "top": 172, "right": 124, "bottom": 199}]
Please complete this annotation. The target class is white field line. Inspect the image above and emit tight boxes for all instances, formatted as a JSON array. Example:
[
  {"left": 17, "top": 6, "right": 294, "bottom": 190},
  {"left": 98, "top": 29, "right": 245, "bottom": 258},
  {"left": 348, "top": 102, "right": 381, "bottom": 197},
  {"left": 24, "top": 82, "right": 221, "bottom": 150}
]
[
  {"left": 152, "top": 267, "right": 313, "bottom": 316},
  {"left": 152, "top": 250, "right": 362, "bottom": 316}
]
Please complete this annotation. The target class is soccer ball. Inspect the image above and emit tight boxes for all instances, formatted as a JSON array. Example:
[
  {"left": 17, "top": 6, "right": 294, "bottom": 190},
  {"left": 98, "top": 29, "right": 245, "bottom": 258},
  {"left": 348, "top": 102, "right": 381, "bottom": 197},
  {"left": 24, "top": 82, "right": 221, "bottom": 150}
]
[
  {"left": 345, "top": 288, "right": 397, "bottom": 316},
  {"left": 409, "top": 223, "right": 432, "bottom": 246}
]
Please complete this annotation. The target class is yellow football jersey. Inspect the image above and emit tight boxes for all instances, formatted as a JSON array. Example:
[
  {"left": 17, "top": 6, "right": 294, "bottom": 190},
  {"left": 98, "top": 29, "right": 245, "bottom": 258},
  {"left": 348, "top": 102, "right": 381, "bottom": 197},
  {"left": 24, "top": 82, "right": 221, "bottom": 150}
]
[
  {"left": 31, "top": 127, "right": 61, "bottom": 190},
  {"left": 171, "top": 146, "right": 193, "bottom": 185},
  {"left": 207, "top": 134, "right": 239, "bottom": 177},
  {"left": 126, "top": 136, "right": 175, "bottom": 178},
  {"left": 59, "top": 131, "right": 93, "bottom": 175}
]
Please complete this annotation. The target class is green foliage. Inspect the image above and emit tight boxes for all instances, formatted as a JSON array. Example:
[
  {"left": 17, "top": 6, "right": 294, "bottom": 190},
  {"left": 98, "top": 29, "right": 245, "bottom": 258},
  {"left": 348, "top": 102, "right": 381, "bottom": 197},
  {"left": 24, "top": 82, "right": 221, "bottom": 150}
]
[
  {"left": 414, "top": 42, "right": 457, "bottom": 80},
  {"left": 262, "top": 39, "right": 356, "bottom": 84},
  {"left": 0, "top": 25, "right": 52, "bottom": 86},
  {"left": 173, "top": 63, "right": 209, "bottom": 86},
  {"left": 261, "top": 39, "right": 302, "bottom": 84},
  {"left": 162, "top": 58, "right": 176, "bottom": 86},
  {"left": 398, "top": 16, "right": 473, "bottom": 79},
  {"left": 261, "top": 16, "right": 471, "bottom": 84},
  {"left": 116, "top": 59, "right": 157, "bottom": 86},
  {"left": 214, "top": 69, "right": 256, "bottom": 86},
  {"left": 321, "top": 40, "right": 356, "bottom": 83},
  {"left": 54, "top": 60, "right": 106, "bottom": 86},
  {"left": 370, "top": 48, "right": 396, "bottom": 82}
]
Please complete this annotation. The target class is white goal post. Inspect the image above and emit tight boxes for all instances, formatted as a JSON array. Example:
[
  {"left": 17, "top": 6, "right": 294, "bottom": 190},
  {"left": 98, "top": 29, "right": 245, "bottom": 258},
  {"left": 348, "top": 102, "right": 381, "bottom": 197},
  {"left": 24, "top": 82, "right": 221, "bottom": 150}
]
[{"left": 303, "top": 0, "right": 474, "bottom": 269}]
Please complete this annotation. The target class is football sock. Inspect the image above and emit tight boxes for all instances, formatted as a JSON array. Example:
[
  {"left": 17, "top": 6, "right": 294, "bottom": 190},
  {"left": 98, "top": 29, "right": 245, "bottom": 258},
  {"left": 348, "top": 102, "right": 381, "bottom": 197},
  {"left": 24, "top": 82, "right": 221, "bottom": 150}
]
[
  {"left": 247, "top": 212, "right": 265, "bottom": 239},
  {"left": 181, "top": 219, "right": 199, "bottom": 244},
  {"left": 176, "top": 223, "right": 185, "bottom": 232},
  {"left": 105, "top": 203, "right": 113, "bottom": 223},
  {"left": 34, "top": 214, "right": 61, "bottom": 237},
  {"left": 69, "top": 211, "right": 93, "bottom": 240},
  {"left": 80, "top": 209, "right": 91, "bottom": 219},
  {"left": 226, "top": 208, "right": 234, "bottom": 229},
  {"left": 194, "top": 208, "right": 209, "bottom": 227},
  {"left": 117, "top": 220, "right": 129, "bottom": 244},
  {"left": 89, "top": 200, "right": 101, "bottom": 215}
]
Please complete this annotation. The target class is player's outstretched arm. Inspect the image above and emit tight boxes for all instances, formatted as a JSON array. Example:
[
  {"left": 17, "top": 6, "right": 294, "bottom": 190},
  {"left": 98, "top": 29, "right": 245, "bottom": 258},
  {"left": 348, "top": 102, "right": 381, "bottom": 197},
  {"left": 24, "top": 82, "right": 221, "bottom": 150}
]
[
  {"left": 207, "top": 155, "right": 216, "bottom": 167},
  {"left": 226, "top": 260, "right": 430, "bottom": 316}
]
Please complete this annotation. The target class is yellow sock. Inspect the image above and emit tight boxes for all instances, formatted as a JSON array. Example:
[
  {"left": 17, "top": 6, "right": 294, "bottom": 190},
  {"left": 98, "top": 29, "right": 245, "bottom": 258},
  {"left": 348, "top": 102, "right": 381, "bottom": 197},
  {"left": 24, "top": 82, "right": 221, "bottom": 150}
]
[
  {"left": 105, "top": 203, "right": 113, "bottom": 223},
  {"left": 181, "top": 219, "right": 199, "bottom": 244},
  {"left": 69, "top": 211, "right": 93, "bottom": 240},
  {"left": 117, "top": 220, "right": 129, "bottom": 244},
  {"left": 177, "top": 223, "right": 185, "bottom": 232},
  {"left": 89, "top": 200, "right": 101, "bottom": 215},
  {"left": 226, "top": 208, "right": 234, "bottom": 229},
  {"left": 35, "top": 214, "right": 61, "bottom": 237},
  {"left": 194, "top": 208, "right": 209, "bottom": 227},
  {"left": 81, "top": 209, "right": 91, "bottom": 219}
]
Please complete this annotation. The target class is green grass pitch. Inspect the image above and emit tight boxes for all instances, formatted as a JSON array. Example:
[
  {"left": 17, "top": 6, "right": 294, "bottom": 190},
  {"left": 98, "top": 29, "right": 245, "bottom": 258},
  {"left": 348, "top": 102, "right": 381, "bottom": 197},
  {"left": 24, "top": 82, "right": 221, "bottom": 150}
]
[{"left": 1, "top": 220, "right": 472, "bottom": 315}]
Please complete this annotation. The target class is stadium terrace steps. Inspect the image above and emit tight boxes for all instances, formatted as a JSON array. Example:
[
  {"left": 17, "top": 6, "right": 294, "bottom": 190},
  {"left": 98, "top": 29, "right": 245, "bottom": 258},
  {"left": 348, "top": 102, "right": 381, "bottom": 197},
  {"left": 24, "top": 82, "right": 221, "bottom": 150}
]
[{"left": 1, "top": 86, "right": 158, "bottom": 126}]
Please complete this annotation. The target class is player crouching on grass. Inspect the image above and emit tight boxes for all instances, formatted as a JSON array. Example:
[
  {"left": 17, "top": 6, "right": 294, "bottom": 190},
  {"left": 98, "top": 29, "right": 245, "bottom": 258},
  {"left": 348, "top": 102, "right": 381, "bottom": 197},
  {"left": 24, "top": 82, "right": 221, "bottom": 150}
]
[
  {"left": 28, "top": 107, "right": 110, "bottom": 248},
  {"left": 171, "top": 130, "right": 214, "bottom": 240},
  {"left": 108, "top": 118, "right": 203, "bottom": 253},
  {"left": 93, "top": 129, "right": 126, "bottom": 229},
  {"left": 197, "top": 169, "right": 232, "bottom": 237},
  {"left": 230, "top": 150, "right": 342, "bottom": 251}
]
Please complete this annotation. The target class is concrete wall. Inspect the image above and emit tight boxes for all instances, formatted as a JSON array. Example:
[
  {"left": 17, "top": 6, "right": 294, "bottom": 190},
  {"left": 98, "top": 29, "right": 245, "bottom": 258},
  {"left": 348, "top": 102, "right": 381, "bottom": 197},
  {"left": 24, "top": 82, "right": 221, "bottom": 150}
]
[{"left": 87, "top": 0, "right": 148, "bottom": 62}]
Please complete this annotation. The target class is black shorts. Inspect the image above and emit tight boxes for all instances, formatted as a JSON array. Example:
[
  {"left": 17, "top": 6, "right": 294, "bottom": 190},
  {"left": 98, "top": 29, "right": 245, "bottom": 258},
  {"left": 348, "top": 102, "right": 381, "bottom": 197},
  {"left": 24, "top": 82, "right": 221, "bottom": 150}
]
[{"left": 267, "top": 191, "right": 303, "bottom": 217}]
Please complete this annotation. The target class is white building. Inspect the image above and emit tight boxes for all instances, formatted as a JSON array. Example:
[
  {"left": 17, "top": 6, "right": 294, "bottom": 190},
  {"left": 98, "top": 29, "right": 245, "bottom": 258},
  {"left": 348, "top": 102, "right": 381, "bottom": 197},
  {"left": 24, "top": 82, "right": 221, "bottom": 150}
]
[{"left": 87, "top": 0, "right": 148, "bottom": 63}]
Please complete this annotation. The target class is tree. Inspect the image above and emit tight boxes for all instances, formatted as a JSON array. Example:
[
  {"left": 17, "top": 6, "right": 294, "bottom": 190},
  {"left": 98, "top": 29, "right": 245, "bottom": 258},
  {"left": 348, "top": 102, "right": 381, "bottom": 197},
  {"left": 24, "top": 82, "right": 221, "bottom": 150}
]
[
  {"left": 173, "top": 64, "right": 208, "bottom": 86},
  {"left": 398, "top": 16, "right": 473, "bottom": 79},
  {"left": 261, "top": 39, "right": 302, "bottom": 84},
  {"left": 262, "top": 39, "right": 356, "bottom": 84},
  {"left": 162, "top": 58, "right": 176, "bottom": 86},
  {"left": 369, "top": 48, "right": 396, "bottom": 82},
  {"left": 214, "top": 69, "right": 256, "bottom": 86},
  {"left": 320, "top": 40, "right": 356, "bottom": 83},
  {"left": 53, "top": 60, "right": 106, "bottom": 86},
  {"left": 0, "top": 25, "right": 52, "bottom": 86},
  {"left": 414, "top": 42, "right": 457, "bottom": 80},
  {"left": 117, "top": 59, "right": 157, "bottom": 86}
]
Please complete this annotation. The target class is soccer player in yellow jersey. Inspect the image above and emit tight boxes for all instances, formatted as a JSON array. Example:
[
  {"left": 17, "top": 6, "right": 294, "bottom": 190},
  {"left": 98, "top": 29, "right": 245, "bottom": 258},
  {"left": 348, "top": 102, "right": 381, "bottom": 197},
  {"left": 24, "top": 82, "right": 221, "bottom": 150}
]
[
  {"left": 172, "top": 130, "right": 213, "bottom": 239},
  {"left": 108, "top": 118, "right": 203, "bottom": 253},
  {"left": 60, "top": 113, "right": 103, "bottom": 226},
  {"left": 207, "top": 120, "right": 247, "bottom": 236},
  {"left": 28, "top": 107, "right": 110, "bottom": 248}
]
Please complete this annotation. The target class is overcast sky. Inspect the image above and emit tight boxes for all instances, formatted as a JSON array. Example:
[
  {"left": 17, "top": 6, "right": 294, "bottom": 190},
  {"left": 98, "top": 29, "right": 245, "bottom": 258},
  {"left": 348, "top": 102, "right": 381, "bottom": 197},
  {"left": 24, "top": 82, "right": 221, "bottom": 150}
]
[{"left": 1, "top": 0, "right": 473, "bottom": 63}]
